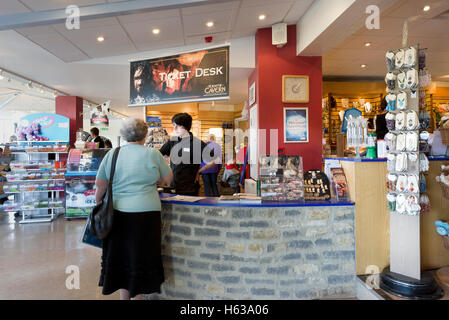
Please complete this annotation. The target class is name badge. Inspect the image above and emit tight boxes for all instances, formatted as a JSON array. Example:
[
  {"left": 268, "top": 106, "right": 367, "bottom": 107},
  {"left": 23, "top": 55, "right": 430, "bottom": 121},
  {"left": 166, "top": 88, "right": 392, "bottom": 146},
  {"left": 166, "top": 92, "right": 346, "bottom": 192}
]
[{"left": 183, "top": 148, "right": 190, "bottom": 152}]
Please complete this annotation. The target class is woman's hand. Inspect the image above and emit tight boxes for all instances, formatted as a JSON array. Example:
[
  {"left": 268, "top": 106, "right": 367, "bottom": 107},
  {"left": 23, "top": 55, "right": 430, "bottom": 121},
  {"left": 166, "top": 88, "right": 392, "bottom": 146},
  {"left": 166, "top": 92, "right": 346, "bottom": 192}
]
[
  {"left": 95, "top": 179, "right": 108, "bottom": 204},
  {"left": 195, "top": 171, "right": 200, "bottom": 183}
]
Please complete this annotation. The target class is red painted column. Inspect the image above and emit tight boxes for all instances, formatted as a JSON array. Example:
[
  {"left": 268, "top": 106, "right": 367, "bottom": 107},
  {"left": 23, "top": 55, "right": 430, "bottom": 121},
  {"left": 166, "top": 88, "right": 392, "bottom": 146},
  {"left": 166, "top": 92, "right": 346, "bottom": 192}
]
[
  {"left": 249, "top": 25, "right": 322, "bottom": 173},
  {"left": 55, "top": 96, "right": 83, "bottom": 147}
]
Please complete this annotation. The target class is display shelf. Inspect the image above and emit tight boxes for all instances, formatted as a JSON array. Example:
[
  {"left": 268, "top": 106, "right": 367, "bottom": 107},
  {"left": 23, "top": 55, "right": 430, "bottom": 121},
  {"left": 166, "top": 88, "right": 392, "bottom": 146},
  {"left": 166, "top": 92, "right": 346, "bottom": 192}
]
[
  {"left": 7, "top": 190, "right": 64, "bottom": 194},
  {"left": 11, "top": 152, "right": 68, "bottom": 154},
  {"left": 324, "top": 94, "right": 383, "bottom": 149},
  {"left": 3, "top": 207, "right": 64, "bottom": 212},
  {"left": 5, "top": 179, "right": 65, "bottom": 183},
  {"left": 5, "top": 142, "right": 67, "bottom": 223}
]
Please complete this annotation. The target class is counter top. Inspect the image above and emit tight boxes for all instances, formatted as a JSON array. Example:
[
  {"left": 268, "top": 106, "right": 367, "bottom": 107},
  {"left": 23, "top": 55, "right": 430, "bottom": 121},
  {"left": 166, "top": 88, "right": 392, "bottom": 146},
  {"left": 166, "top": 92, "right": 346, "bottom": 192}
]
[
  {"left": 159, "top": 193, "right": 354, "bottom": 208},
  {"left": 325, "top": 156, "right": 449, "bottom": 162}
]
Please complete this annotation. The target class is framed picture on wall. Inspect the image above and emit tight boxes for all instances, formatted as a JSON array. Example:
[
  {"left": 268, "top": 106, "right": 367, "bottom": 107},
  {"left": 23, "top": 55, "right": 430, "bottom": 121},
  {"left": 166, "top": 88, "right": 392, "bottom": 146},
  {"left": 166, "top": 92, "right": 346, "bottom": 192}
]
[
  {"left": 282, "top": 75, "right": 309, "bottom": 103},
  {"left": 249, "top": 82, "right": 256, "bottom": 107},
  {"left": 284, "top": 107, "right": 309, "bottom": 143}
]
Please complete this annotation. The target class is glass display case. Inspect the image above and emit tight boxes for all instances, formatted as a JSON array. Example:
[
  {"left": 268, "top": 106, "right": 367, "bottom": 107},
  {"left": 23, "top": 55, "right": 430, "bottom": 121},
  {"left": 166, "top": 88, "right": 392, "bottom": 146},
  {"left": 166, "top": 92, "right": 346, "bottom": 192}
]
[{"left": 65, "top": 149, "right": 109, "bottom": 219}]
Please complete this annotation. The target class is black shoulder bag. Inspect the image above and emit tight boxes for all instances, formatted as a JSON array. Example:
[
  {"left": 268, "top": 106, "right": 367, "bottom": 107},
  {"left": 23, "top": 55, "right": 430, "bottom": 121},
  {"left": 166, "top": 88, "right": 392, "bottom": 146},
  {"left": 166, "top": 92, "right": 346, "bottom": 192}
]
[{"left": 88, "top": 147, "right": 120, "bottom": 240}]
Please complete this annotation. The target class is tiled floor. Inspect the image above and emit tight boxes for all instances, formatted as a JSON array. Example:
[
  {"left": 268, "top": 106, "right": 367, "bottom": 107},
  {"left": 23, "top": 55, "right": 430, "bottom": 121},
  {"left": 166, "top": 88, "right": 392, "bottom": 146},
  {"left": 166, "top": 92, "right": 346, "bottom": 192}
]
[
  {"left": 3, "top": 210, "right": 448, "bottom": 300},
  {"left": 0, "top": 212, "right": 119, "bottom": 300}
]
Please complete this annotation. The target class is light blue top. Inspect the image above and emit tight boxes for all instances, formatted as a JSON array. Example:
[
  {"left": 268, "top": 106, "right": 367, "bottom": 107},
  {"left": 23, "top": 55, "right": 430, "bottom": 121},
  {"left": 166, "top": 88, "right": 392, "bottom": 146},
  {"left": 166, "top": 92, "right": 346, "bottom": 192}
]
[{"left": 97, "top": 144, "right": 172, "bottom": 212}]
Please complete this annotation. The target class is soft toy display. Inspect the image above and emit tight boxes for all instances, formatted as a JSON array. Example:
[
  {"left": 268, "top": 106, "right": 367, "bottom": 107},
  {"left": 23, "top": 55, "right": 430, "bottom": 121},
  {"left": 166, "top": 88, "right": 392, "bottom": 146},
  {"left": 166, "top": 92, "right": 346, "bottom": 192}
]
[{"left": 15, "top": 122, "right": 48, "bottom": 141}]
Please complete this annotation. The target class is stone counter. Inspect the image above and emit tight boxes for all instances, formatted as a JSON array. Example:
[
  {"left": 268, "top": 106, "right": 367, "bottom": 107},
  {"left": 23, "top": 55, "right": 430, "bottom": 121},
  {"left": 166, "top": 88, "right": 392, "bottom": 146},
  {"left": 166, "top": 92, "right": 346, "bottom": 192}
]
[{"left": 150, "top": 199, "right": 357, "bottom": 300}]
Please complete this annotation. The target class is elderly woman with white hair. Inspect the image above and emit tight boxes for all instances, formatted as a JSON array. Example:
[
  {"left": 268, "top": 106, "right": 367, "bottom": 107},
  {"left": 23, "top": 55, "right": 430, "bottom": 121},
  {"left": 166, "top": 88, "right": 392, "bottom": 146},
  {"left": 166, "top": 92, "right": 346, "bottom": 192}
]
[{"left": 95, "top": 118, "right": 173, "bottom": 300}]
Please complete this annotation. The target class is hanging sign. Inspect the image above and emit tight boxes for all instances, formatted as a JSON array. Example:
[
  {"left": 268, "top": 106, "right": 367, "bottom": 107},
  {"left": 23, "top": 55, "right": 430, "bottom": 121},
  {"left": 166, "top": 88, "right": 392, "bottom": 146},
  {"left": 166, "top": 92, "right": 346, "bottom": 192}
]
[
  {"left": 129, "top": 45, "right": 230, "bottom": 107},
  {"left": 90, "top": 101, "right": 110, "bottom": 128},
  {"left": 18, "top": 113, "right": 70, "bottom": 142},
  {"left": 304, "top": 170, "right": 331, "bottom": 201}
]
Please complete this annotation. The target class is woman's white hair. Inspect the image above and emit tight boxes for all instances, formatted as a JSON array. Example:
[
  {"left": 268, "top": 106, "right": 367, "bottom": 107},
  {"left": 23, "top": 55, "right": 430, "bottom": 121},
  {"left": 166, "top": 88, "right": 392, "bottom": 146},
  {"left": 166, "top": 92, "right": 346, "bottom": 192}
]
[{"left": 120, "top": 118, "right": 148, "bottom": 142}]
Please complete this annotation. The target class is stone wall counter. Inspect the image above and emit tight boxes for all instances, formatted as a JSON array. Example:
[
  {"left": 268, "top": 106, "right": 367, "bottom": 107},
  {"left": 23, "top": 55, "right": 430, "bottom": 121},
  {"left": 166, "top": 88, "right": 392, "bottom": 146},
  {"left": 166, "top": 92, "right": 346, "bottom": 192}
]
[{"left": 151, "top": 194, "right": 356, "bottom": 300}]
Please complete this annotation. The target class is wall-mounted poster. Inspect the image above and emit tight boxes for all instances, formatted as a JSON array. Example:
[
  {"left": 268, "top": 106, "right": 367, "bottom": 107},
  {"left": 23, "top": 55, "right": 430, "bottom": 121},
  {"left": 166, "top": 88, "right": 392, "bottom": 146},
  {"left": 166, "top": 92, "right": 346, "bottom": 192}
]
[
  {"left": 284, "top": 107, "right": 308, "bottom": 143},
  {"left": 146, "top": 116, "right": 162, "bottom": 128},
  {"left": 129, "top": 45, "right": 229, "bottom": 107},
  {"left": 249, "top": 82, "right": 256, "bottom": 107}
]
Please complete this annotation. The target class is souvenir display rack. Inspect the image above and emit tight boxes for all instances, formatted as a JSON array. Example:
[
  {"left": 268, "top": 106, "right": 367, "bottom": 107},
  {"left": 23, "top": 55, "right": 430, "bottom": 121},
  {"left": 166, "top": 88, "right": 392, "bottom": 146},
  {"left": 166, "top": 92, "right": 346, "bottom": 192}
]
[
  {"left": 2, "top": 141, "right": 68, "bottom": 224},
  {"left": 323, "top": 94, "right": 383, "bottom": 150},
  {"left": 381, "top": 44, "right": 442, "bottom": 299}
]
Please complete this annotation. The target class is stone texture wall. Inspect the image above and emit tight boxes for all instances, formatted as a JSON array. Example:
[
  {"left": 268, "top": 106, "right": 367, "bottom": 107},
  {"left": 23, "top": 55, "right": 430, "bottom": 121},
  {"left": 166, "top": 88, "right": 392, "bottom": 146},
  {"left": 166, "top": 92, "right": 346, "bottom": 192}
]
[{"left": 151, "top": 203, "right": 356, "bottom": 300}]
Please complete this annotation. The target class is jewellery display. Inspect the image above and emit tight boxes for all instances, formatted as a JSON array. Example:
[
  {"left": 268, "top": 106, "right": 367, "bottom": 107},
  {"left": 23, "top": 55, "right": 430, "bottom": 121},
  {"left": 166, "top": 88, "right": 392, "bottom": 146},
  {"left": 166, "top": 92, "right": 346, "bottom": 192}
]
[
  {"left": 397, "top": 92, "right": 407, "bottom": 110},
  {"left": 384, "top": 44, "right": 429, "bottom": 216},
  {"left": 386, "top": 113, "right": 396, "bottom": 130}
]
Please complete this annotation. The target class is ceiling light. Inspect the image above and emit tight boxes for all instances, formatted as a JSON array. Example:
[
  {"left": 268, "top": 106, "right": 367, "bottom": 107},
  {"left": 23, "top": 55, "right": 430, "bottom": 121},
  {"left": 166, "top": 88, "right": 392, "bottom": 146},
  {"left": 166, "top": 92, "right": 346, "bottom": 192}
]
[
  {"left": 0, "top": 72, "right": 4, "bottom": 80},
  {"left": 39, "top": 87, "right": 44, "bottom": 93},
  {"left": 206, "top": 21, "right": 214, "bottom": 28},
  {"left": 53, "top": 91, "right": 58, "bottom": 97},
  {"left": 364, "top": 42, "right": 371, "bottom": 47},
  {"left": 152, "top": 28, "right": 160, "bottom": 35},
  {"left": 27, "top": 81, "right": 33, "bottom": 89},
  {"left": 258, "top": 14, "right": 266, "bottom": 20},
  {"left": 97, "top": 36, "right": 105, "bottom": 42},
  {"left": 361, "top": 64, "right": 367, "bottom": 68},
  {"left": 423, "top": 5, "right": 430, "bottom": 12}
]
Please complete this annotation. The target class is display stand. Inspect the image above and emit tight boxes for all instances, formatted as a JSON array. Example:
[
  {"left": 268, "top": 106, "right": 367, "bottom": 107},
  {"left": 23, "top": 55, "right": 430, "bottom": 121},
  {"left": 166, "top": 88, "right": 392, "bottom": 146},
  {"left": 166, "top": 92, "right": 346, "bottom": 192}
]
[
  {"left": 4, "top": 141, "right": 68, "bottom": 224},
  {"left": 380, "top": 41, "right": 443, "bottom": 299}
]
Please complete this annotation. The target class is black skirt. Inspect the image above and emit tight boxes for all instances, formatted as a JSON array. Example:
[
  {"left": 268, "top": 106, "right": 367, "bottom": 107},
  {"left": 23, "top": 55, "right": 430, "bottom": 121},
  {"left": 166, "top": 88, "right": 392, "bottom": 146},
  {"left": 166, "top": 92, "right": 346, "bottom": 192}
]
[{"left": 99, "top": 210, "right": 165, "bottom": 298}]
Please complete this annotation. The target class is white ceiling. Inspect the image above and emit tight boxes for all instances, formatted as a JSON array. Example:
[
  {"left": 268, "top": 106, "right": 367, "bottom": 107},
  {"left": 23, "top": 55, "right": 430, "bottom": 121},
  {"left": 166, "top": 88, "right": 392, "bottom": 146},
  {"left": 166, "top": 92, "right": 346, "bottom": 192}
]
[
  {"left": 323, "top": 0, "right": 449, "bottom": 80},
  {"left": 5, "top": 0, "right": 314, "bottom": 62},
  {"left": 1, "top": 0, "right": 449, "bottom": 119},
  {"left": 0, "top": 0, "right": 313, "bottom": 116}
]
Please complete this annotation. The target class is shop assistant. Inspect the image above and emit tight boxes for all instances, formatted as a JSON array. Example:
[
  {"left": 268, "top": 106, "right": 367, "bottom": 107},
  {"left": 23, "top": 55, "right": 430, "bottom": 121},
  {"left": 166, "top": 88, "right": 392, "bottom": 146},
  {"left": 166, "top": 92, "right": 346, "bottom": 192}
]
[{"left": 160, "top": 113, "right": 219, "bottom": 196}]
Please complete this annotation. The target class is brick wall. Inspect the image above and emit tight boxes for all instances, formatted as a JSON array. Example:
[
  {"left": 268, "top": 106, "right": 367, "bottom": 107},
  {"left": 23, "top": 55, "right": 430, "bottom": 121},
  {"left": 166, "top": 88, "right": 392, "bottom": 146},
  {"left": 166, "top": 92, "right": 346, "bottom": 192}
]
[{"left": 149, "top": 203, "right": 356, "bottom": 300}]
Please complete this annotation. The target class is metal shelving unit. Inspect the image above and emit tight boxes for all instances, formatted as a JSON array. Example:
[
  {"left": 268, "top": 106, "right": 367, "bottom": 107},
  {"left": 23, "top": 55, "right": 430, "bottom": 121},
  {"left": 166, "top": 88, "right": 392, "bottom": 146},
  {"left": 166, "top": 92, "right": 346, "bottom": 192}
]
[{"left": 3, "top": 141, "right": 68, "bottom": 224}]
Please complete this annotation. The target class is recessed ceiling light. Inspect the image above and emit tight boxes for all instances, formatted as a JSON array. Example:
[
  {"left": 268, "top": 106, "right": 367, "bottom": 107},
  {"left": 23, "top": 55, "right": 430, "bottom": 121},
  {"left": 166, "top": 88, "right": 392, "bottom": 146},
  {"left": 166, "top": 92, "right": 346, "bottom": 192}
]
[
  {"left": 361, "top": 64, "right": 367, "bottom": 68},
  {"left": 152, "top": 28, "right": 160, "bottom": 35},
  {"left": 258, "top": 14, "right": 266, "bottom": 20},
  {"left": 206, "top": 21, "right": 214, "bottom": 28},
  {"left": 423, "top": 5, "right": 430, "bottom": 11},
  {"left": 97, "top": 36, "right": 105, "bottom": 42},
  {"left": 364, "top": 42, "right": 371, "bottom": 47}
]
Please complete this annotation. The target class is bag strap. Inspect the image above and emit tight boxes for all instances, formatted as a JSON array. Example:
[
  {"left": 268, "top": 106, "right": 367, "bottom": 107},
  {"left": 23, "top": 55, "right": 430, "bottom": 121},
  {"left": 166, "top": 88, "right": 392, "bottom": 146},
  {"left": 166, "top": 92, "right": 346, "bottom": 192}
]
[
  {"left": 108, "top": 147, "right": 120, "bottom": 203},
  {"left": 108, "top": 147, "right": 121, "bottom": 190}
]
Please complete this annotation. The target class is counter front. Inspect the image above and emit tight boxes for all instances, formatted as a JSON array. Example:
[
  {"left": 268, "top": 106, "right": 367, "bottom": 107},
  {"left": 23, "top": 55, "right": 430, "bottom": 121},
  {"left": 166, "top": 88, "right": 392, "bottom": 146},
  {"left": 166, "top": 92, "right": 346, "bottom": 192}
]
[
  {"left": 151, "top": 195, "right": 357, "bottom": 300},
  {"left": 325, "top": 156, "right": 449, "bottom": 275}
]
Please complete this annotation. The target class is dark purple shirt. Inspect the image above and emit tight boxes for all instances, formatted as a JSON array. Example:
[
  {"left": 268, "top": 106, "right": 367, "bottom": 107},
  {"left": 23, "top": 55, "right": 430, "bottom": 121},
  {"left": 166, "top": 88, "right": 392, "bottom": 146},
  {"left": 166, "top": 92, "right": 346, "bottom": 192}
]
[{"left": 200, "top": 141, "right": 222, "bottom": 174}]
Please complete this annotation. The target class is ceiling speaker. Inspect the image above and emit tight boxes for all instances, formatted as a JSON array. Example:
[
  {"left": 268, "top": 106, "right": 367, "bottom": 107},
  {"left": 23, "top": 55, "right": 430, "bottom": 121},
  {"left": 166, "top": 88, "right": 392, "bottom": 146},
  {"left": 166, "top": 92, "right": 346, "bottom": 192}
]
[{"left": 272, "top": 23, "right": 287, "bottom": 48}]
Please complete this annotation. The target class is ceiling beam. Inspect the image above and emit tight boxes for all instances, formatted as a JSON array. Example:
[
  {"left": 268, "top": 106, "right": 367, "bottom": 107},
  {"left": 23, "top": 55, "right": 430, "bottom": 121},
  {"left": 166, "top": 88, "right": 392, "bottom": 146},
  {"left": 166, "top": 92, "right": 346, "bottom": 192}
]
[
  {"left": 0, "top": 0, "right": 235, "bottom": 31},
  {"left": 296, "top": 0, "right": 399, "bottom": 56},
  {"left": 0, "top": 93, "right": 20, "bottom": 111}
]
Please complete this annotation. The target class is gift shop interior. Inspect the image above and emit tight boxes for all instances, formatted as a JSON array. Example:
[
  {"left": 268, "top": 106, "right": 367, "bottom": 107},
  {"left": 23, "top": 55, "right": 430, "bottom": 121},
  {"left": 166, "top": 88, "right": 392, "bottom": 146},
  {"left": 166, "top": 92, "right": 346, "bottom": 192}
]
[{"left": 1, "top": 0, "right": 449, "bottom": 301}]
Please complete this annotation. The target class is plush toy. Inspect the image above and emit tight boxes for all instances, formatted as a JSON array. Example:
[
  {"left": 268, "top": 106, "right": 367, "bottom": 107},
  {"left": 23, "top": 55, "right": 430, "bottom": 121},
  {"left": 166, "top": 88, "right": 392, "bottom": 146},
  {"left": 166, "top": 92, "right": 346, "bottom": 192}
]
[{"left": 15, "top": 122, "right": 48, "bottom": 141}]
